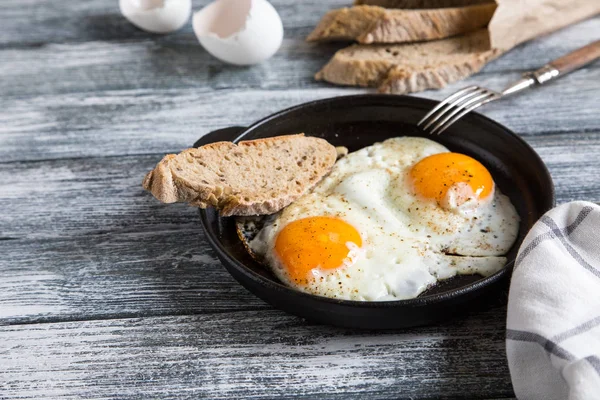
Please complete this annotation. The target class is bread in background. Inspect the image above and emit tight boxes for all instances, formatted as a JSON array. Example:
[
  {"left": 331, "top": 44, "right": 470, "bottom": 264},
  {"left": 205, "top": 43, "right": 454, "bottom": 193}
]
[
  {"left": 307, "top": 4, "right": 496, "bottom": 44},
  {"left": 316, "top": 30, "right": 500, "bottom": 94},
  {"left": 354, "top": 0, "right": 493, "bottom": 8}
]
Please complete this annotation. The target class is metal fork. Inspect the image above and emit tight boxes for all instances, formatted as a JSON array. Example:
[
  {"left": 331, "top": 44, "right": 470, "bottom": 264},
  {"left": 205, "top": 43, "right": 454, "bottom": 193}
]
[{"left": 418, "top": 39, "right": 600, "bottom": 135}]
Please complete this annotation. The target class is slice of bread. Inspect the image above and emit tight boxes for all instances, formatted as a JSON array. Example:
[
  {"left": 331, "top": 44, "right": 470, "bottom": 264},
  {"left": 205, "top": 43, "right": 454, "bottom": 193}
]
[
  {"left": 354, "top": 0, "right": 493, "bottom": 8},
  {"left": 143, "top": 134, "right": 337, "bottom": 216},
  {"left": 315, "top": 29, "right": 501, "bottom": 94},
  {"left": 307, "top": 4, "right": 496, "bottom": 44}
]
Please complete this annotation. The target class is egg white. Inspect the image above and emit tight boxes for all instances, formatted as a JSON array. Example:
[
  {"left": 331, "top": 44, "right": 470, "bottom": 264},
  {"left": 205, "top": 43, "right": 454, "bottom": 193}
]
[{"left": 249, "top": 137, "right": 520, "bottom": 301}]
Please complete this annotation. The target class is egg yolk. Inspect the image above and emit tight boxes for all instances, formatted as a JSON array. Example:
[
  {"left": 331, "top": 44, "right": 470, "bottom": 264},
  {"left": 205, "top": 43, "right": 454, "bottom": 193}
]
[
  {"left": 274, "top": 216, "right": 362, "bottom": 284},
  {"left": 409, "top": 152, "right": 493, "bottom": 204}
]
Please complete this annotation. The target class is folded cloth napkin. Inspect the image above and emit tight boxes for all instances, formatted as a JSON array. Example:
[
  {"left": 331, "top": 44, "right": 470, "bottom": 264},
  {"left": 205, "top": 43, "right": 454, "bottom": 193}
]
[{"left": 507, "top": 201, "right": 600, "bottom": 400}]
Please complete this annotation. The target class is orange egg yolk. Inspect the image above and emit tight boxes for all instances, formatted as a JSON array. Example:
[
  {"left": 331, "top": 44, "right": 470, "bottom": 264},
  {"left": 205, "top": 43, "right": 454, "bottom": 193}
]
[
  {"left": 409, "top": 152, "right": 493, "bottom": 204},
  {"left": 274, "top": 216, "right": 362, "bottom": 284}
]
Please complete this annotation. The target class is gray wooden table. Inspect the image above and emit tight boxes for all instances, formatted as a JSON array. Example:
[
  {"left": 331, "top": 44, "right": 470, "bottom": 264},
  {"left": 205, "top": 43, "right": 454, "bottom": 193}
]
[{"left": 1, "top": 1, "right": 598, "bottom": 398}]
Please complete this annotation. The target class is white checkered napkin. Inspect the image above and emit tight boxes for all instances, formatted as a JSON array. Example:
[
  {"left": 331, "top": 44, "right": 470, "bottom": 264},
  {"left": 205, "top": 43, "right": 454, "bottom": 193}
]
[{"left": 507, "top": 201, "right": 600, "bottom": 400}]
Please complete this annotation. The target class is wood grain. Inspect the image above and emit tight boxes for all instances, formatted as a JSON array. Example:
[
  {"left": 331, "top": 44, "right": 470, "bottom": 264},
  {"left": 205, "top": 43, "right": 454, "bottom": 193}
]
[
  {"left": 0, "top": 309, "right": 515, "bottom": 399},
  {"left": 1, "top": 17, "right": 597, "bottom": 98},
  {"left": 0, "top": 17, "right": 598, "bottom": 162},
  {"left": 0, "top": 68, "right": 599, "bottom": 163},
  {"left": 0, "top": 0, "right": 353, "bottom": 47},
  {"left": 1, "top": 0, "right": 598, "bottom": 398},
  {"left": 0, "top": 134, "right": 598, "bottom": 241},
  {"left": 548, "top": 39, "right": 600, "bottom": 75},
  {"left": 0, "top": 230, "right": 270, "bottom": 325}
]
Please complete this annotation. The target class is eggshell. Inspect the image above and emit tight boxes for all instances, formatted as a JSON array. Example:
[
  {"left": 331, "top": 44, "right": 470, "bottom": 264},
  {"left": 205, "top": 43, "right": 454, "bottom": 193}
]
[
  {"left": 119, "top": 0, "right": 192, "bottom": 33},
  {"left": 193, "top": 0, "right": 284, "bottom": 65}
]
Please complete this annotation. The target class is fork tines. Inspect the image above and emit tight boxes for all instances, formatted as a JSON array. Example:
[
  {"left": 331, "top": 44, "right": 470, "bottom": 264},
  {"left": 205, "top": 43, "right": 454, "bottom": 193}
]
[{"left": 418, "top": 86, "right": 500, "bottom": 135}]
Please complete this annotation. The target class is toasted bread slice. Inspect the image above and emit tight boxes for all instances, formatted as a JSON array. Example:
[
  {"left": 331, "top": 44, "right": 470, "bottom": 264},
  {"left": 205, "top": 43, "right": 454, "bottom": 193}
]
[
  {"left": 142, "top": 134, "right": 337, "bottom": 216},
  {"left": 354, "top": 0, "right": 493, "bottom": 8},
  {"left": 315, "top": 29, "right": 501, "bottom": 94},
  {"left": 307, "top": 4, "right": 496, "bottom": 44}
]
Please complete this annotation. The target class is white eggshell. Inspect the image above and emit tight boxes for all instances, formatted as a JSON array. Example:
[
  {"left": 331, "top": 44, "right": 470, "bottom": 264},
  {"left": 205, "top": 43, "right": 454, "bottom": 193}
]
[
  {"left": 119, "top": 0, "right": 191, "bottom": 33},
  {"left": 193, "top": 0, "right": 284, "bottom": 65}
]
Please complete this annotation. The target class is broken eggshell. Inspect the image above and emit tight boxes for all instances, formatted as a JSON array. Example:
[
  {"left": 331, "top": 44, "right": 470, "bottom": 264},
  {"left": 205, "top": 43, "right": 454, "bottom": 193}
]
[
  {"left": 193, "top": 0, "right": 284, "bottom": 65},
  {"left": 119, "top": 0, "right": 192, "bottom": 33}
]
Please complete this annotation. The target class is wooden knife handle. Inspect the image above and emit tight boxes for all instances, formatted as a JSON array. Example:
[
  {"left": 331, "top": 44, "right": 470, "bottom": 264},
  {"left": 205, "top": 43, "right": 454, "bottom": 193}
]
[{"left": 548, "top": 39, "right": 600, "bottom": 75}]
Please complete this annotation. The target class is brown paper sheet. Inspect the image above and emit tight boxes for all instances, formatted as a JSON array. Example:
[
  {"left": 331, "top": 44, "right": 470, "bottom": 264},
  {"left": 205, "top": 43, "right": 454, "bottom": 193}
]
[{"left": 488, "top": 0, "right": 600, "bottom": 51}]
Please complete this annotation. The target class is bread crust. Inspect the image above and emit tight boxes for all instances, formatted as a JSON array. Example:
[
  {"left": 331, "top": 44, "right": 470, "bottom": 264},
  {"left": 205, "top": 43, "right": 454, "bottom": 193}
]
[
  {"left": 307, "top": 4, "right": 496, "bottom": 44},
  {"left": 353, "top": 0, "right": 493, "bottom": 8},
  {"left": 315, "top": 29, "right": 502, "bottom": 94},
  {"left": 142, "top": 134, "right": 338, "bottom": 216}
]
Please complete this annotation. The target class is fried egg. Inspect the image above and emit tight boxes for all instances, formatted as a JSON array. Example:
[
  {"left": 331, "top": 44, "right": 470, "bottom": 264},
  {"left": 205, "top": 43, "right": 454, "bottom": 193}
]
[{"left": 245, "top": 137, "right": 520, "bottom": 301}]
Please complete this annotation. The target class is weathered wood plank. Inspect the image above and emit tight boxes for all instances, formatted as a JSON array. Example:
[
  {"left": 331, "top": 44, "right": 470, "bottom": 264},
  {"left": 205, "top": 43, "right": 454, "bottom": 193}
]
[
  {"left": 0, "top": 0, "right": 596, "bottom": 56},
  {"left": 1, "top": 17, "right": 598, "bottom": 99},
  {"left": 0, "top": 66, "right": 599, "bottom": 163},
  {"left": 0, "top": 309, "right": 515, "bottom": 399},
  {"left": 0, "top": 38, "right": 345, "bottom": 98},
  {"left": 0, "top": 6, "right": 597, "bottom": 163},
  {"left": 529, "top": 132, "right": 600, "bottom": 202},
  {"left": 0, "top": 154, "right": 197, "bottom": 240},
  {"left": 1, "top": 132, "right": 598, "bottom": 241},
  {"left": 0, "top": 0, "right": 350, "bottom": 47},
  {"left": 0, "top": 229, "right": 271, "bottom": 325},
  {"left": 0, "top": 1, "right": 596, "bottom": 398}
]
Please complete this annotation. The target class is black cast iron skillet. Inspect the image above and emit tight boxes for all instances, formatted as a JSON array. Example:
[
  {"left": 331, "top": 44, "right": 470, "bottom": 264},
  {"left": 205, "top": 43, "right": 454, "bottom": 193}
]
[{"left": 196, "top": 94, "right": 554, "bottom": 329}]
